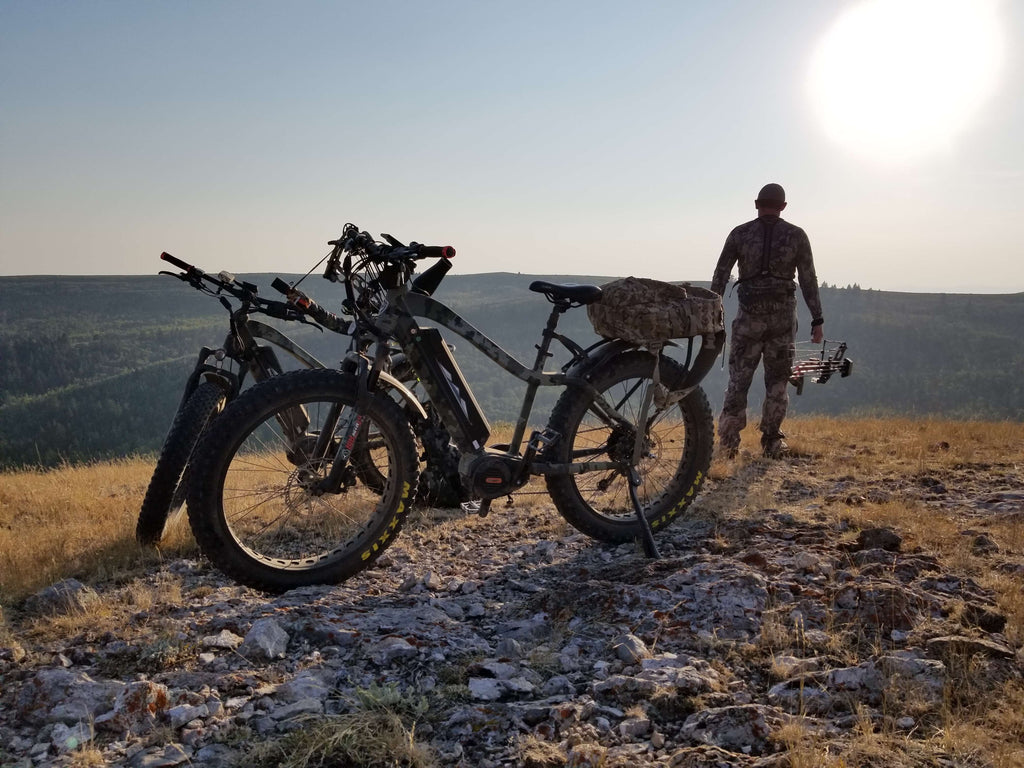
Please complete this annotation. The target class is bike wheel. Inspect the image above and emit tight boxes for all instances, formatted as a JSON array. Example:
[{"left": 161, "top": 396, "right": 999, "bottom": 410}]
[
  {"left": 137, "top": 380, "right": 227, "bottom": 545},
  {"left": 187, "top": 369, "right": 418, "bottom": 592},
  {"left": 544, "top": 351, "right": 714, "bottom": 543}
]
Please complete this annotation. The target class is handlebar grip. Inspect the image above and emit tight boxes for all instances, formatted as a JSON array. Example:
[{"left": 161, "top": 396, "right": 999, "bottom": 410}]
[
  {"left": 417, "top": 245, "right": 456, "bottom": 259},
  {"left": 271, "top": 277, "right": 292, "bottom": 295},
  {"left": 160, "top": 252, "right": 193, "bottom": 271}
]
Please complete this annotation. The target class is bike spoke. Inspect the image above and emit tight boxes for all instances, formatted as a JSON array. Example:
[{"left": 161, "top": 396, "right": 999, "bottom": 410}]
[{"left": 213, "top": 392, "right": 402, "bottom": 565}]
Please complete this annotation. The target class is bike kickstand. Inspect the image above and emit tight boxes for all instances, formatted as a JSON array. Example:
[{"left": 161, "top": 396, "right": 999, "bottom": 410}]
[{"left": 628, "top": 468, "right": 660, "bottom": 559}]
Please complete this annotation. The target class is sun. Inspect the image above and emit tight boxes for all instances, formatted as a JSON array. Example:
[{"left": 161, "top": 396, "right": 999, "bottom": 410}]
[{"left": 807, "top": 0, "right": 1004, "bottom": 163}]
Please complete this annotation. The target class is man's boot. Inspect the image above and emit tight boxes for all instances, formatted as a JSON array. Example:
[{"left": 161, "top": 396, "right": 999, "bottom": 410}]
[{"left": 761, "top": 431, "right": 789, "bottom": 459}]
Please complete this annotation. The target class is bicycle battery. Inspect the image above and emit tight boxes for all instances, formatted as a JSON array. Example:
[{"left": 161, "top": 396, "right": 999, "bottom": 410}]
[{"left": 406, "top": 327, "right": 490, "bottom": 451}]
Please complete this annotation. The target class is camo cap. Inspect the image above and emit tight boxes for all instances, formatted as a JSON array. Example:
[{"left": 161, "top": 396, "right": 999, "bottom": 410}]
[{"left": 756, "top": 183, "right": 786, "bottom": 205}]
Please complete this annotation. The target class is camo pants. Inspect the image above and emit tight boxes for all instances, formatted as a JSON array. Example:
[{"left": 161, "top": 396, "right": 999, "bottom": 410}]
[{"left": 718, "top": 307, "right": 797, "bottom": 452}]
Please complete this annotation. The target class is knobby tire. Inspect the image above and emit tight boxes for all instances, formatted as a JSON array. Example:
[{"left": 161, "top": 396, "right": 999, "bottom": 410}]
[
  {"left": 544, "top": 351, "right": 714, "bottom": 543},
  {"left": 186, "top": 369, "right": 418, "bottom": 593},
  {"left": 136, "top": 380, "right": 227, "bottom": 545}
]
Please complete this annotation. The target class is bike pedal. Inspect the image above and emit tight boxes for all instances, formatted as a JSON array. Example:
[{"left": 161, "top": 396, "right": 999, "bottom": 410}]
[{"left": 528, "top": 428, "right": 560, "bottom": 450}]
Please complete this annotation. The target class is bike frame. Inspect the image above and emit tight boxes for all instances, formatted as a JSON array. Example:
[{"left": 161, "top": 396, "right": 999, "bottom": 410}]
[
  {"left": 392, "top": 291, "right": 614, "bottom": 456},
  {"left": 367, "top": 283, "right": 724, "bottom": 469},
  {"left": 179, "top": 308, "right": 326, "bottom": 410}
]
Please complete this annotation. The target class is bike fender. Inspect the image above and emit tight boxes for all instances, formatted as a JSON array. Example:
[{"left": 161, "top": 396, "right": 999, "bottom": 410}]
[
  {"left": 376, "top": 371, "right": 428, "bottom": 421},
  {"left": 563, "top": 338, "right": 644, "bottom": 381},
  {"left": 564, "top": 331, "right": 725, "bottom": 391},
  {"left": 196, "top": 368, "right": 238, "bottom": 397}
]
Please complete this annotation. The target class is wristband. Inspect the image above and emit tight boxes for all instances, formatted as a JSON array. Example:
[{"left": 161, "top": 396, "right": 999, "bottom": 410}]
[{"left": 811, "top": 317, "right": 824, "bottom": 327}]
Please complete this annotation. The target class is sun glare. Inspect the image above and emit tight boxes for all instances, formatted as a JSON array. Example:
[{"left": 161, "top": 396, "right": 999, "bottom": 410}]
[{"left": 808, "top": 0, "right": 1004, "bottom": 163}]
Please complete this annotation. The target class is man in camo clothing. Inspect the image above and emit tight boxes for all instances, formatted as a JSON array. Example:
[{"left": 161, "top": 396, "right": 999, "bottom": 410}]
[{"left": 711, "top": 183, "right": 824, "bottom": 458}]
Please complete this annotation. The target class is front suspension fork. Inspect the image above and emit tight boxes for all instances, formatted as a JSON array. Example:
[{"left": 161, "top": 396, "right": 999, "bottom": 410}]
[{"left": 313, "top": 353, "right": 380, "bottom": 495}]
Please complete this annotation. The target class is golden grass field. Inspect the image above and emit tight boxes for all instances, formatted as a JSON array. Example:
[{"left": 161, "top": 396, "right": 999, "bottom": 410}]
[{"left": 1, "top": 416, "right": 1022, "bottom": 767}]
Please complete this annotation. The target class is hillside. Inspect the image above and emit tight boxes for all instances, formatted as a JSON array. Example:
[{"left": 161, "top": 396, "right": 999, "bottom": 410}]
[
  {"left": 1, "top": 273, "right": 1022, "bottom": 468},
  {"left": 1, "top": 418, "right": 1022, "bottom": 766}
]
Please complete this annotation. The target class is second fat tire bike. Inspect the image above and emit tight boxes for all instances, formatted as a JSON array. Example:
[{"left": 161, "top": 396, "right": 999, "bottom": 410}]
[
  {"left": 138, "top": 251, "right": 463, "bottom": 547},
  {"left": 136, "top": 253, "right": 327, "bottom": 546},
  {"left": 186, "top": 226, "right": 724, "bottom": 592}
]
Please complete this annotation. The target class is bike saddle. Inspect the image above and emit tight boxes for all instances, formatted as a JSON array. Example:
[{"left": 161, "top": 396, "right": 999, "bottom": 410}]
[{"left": 529, "top": 281, "right": 603, "bottom": 305}]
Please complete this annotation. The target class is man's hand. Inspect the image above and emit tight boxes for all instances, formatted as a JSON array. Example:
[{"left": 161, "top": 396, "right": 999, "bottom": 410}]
[{"left": 811, "top": 324, "right": 824, "bottom": 344}]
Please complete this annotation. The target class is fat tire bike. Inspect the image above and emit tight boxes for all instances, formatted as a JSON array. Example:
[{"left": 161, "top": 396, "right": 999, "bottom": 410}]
[
  {"left": 186, "top": 226, "right": 724, "bottom": 592},
  {"left": 138, "top": 252, "right": 463, "bottom": 547},
  {"left": 136, "top": 253, "right": 328, "bottom": 545}
]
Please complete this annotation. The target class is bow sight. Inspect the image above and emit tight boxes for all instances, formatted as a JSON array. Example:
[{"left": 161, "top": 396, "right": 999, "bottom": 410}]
[{"left": 789, "top": 340, "right": 853, "bottom": 395}]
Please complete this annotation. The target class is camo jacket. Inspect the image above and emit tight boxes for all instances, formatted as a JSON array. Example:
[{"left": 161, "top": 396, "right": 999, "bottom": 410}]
[{"left": 711, "top": 215, "right": 823, "bottom": 321}]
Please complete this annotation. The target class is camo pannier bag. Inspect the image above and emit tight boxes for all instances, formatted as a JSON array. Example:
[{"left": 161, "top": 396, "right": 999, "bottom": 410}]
[{"left": 587, "top": 277, "right": 724, "bottom": 348}]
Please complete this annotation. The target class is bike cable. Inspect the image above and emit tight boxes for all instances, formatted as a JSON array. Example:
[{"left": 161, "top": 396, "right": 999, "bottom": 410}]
[{"left": 289, "top": 250, "right": 333, "bottom": 290}]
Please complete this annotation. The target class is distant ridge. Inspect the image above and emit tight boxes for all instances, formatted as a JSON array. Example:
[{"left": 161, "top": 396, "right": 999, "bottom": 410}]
[{"left": 1, "top": 274, "right": 1021, "bottom": 468}]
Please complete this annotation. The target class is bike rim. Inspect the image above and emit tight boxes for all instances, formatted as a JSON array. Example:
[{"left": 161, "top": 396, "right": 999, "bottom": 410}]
[
  {"left": 569, "top": 375, "right": 690, "bottom": 523},
  {"left": 218, "top": 396, "right": 402, "bottom": 568}
]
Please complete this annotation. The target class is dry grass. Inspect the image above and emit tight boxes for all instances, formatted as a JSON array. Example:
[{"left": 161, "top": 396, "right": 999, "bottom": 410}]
[
  {"left": 244, "top": 683, "right": 436, "bottom": 768},
  {"left": 66, "top": 747, "right": 107, "bottom": 768},
  {"left": 1, "top": 417, "right": 1022, "bottom": 766},
  {"left": 787, "top": 415, "right": 1021, "bottom": 467},
  {"left": 720, "top": 416, "right": 1024, "bottom": 767},
  {"left": 0, "top": 457, "right": 196, "bottom": 606},
  {"left": 516, "top": 734, "right": 568, "bottom": 768}
]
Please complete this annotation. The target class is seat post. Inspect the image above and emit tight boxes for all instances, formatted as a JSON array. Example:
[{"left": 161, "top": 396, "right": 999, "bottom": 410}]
[
  {"left": 531, "top": 302, "right": 569, "bottom": 373},
  {"left": 508, "top": 302, "right": 569, "bottom": 453}
]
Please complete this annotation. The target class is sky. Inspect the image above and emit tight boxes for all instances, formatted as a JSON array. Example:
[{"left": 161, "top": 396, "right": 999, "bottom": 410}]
[{"left": 1, "top": 0, "right": 1021, "bottom": 293}]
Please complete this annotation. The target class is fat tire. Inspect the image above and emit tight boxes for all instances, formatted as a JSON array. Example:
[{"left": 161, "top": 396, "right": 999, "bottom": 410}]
[
  {"left": 136, "top": 380, "right": 226, "bottom": 545},
  {"left": 187, "top": 369, "right": 418, "bottom": 593},
  {"left": 544, "top": 351, "right": 714, "bottom": 543}
]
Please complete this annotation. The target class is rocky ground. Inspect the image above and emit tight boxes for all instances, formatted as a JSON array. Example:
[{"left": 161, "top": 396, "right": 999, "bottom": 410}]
[{"left": 1, "top": 450, "right": 1022, "bottom": 767}]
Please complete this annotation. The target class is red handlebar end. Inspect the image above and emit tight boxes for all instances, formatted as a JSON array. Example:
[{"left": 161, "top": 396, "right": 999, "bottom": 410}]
[
  {"left": 442, "top": 246, "right": 456, "bottom": 259},
  {"left": 159, "top": 251, "right": 194, "bottom": 271}
]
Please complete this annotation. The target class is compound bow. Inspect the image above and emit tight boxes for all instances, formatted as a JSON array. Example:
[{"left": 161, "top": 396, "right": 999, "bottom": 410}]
[{"left": 789, "top": 340, "right": 853, "bottom": 395}]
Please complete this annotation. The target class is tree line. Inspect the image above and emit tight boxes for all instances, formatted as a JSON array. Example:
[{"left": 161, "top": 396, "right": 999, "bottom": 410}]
[{"left": 1, "top": 274, "right": 1021, "bottom": 469}]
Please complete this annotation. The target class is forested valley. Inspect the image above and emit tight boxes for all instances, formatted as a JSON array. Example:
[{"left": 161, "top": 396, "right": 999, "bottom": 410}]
[{"left": 1, "top": 272, "right": 1021, "bottom": 469}]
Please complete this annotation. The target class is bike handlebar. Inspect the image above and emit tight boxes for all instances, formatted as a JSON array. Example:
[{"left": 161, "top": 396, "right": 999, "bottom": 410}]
[
  {"left": 327, "top": 226, "right": 455, "bottom": 266},
  {"left": 159, "top": 251, "right": 308, "bottom": 324},
  {"left": 160, "top": 251, "right": 235, "bottom": 293},
  {"left": 416, "top": 245, "right": 457, "bottom": 260}
]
